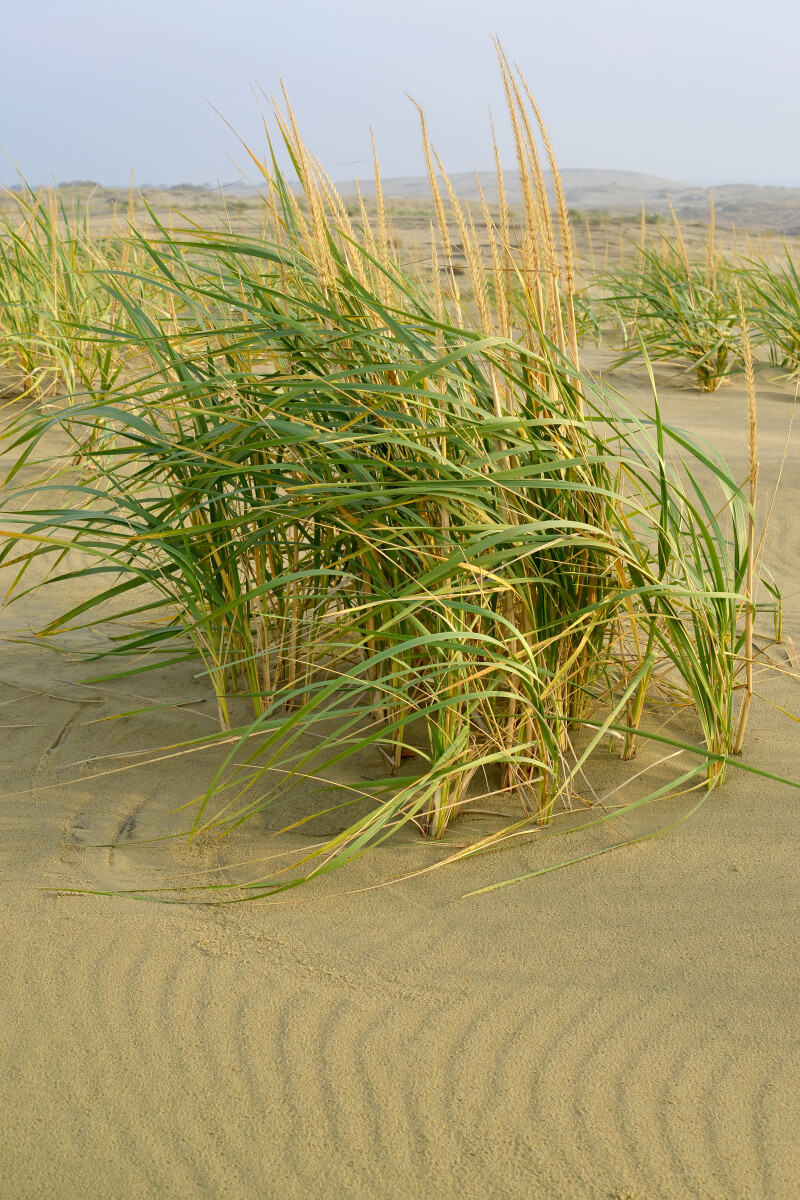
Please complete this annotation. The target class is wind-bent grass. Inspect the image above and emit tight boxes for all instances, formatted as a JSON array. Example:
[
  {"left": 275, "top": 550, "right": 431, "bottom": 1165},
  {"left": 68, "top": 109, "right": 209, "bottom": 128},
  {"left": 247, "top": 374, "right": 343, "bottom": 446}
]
[
  {"left": 0, "top": 48, "right": 783, "bottom": 898},
  {"left": 0, "top": 184, "right": 146, "bottom": 400},
  {"left": 593, "top": 209, "right": 800, "bottom": 392},
  {"left": 743, "top": 248, "right": 800, "bottom": 375},
  {"left": 597, "top": 211, "right": 743, "bottom": 391}
]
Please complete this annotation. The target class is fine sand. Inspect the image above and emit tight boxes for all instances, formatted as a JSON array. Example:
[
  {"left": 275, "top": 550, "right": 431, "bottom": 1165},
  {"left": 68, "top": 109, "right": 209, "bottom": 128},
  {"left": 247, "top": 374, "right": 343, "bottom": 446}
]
[{"left": 2, "top": 360, "right": 799, "bottom": 1199}]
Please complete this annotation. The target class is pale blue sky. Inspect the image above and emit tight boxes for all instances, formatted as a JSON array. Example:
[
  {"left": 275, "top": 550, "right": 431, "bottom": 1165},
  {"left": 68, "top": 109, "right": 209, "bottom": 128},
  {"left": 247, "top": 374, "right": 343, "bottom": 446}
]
[{"left": 2, "top": 0, "right": 798, "bottom": 187}]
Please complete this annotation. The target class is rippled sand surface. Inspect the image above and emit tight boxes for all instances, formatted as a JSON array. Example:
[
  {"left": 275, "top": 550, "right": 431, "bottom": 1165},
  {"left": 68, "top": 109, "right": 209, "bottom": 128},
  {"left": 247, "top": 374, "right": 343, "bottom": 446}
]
[{"left": 2, "top": 366, "right": 800, "bottom": 1198}]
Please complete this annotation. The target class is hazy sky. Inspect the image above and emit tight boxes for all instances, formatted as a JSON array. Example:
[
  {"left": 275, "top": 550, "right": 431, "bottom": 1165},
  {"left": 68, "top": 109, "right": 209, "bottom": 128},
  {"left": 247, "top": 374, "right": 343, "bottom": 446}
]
[{"left": 2, "top": 0, "right": 799, "bottom": 188}]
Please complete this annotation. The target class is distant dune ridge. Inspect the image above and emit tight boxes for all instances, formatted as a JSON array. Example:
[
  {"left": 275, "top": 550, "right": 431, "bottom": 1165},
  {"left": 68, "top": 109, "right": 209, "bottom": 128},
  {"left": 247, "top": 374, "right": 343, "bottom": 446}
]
[
  {"left": 335, "top": 167, "right": 800, "bottom": 232},
  {"left": 5, "top": 167, "right": 799, "bottom": 233},
  {"left": 336, "top": 167, "right": 679, "bottom": 203}
]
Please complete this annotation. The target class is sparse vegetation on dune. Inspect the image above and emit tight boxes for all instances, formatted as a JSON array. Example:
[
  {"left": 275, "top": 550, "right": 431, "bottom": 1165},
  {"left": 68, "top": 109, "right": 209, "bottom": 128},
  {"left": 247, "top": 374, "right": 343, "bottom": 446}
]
[
  {"left": 0, "top": 188, "right": 133, "bottom": 398},
  {"left": 598, "top": 227, "right": 743, "bottom": 391},
  {"left": 588, "top": 205, "right": 800, "bottom": 388},
  {"left": 0, "top": 47, "right": 791, "bottom": 899},
  {"left": 743, "top": 248, "right": 800, "bottom": 375}
]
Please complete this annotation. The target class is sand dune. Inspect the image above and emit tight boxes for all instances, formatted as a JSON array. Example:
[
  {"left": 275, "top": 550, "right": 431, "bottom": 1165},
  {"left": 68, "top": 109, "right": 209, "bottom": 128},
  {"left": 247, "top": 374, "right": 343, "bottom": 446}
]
[
  {"left": 8, "top": 169, "right": 800, "bottom": 236},
  {"left": 2, "top": 362, "right": 800, "bottom": 1198},
  {"left": 337, "top": 169, "right": 800, "bottom": 234}
]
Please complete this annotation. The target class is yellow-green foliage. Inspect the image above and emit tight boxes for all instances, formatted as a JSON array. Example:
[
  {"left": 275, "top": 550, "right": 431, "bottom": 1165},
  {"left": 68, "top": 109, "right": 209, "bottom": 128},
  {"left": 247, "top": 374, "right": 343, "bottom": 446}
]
[{"left": 0, "top": 50, "right": 783, "bottom": 897}]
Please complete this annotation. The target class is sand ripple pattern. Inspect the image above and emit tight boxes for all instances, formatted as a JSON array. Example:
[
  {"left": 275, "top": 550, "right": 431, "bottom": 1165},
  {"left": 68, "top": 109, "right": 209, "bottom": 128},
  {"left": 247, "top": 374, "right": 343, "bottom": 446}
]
[
  {"left": 2, "top": 638, "right": 800, "bottom": 1197},
  {"left": 5, "top": 874, "right": 800, "bottom": 1199}
]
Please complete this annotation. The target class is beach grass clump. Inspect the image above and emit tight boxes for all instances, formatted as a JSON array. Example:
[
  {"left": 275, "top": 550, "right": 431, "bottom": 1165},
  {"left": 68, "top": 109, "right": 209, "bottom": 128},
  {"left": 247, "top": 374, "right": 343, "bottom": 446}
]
[
  {"left": 597, "top": 208, "right": 742, "bottom": 391},
  {"left": 0, "top": 49, "right": 778, "bottom": 895},
  {"left": 743, "top": 248, "right": 800, "bottom": 375},
  {"left": 0, "top": 184, "right": 142, "bottom": 399}
]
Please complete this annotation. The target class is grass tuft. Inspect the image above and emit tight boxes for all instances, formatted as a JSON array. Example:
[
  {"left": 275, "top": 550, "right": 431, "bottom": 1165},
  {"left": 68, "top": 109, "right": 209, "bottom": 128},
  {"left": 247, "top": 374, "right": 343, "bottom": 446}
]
[{"left": 0, "top": 48, "right": 785, "bottom": 898}]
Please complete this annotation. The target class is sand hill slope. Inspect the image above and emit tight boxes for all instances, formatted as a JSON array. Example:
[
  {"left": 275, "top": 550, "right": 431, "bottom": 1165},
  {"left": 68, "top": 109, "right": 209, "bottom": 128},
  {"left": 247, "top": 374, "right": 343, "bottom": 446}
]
[{"left": 338, "top": 168, "right": 800, "bottom": 233}]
